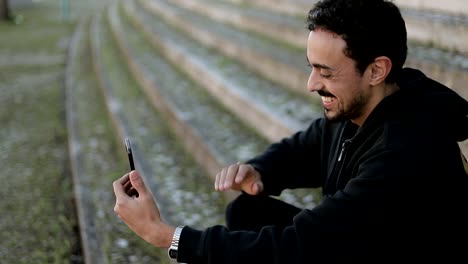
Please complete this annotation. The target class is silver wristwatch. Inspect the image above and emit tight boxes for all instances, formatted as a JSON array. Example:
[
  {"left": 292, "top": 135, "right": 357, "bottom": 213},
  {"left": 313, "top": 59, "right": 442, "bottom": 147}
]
[{"left": 168, "top": 226, "right": 185, "bottom": 259}]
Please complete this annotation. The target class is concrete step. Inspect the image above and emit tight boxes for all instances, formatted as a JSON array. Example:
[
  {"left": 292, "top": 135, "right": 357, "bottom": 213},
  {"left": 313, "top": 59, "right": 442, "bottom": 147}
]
[
  {"left": 223, "top": 0, "right": 468, "bottom": 18},
  {"left": 405, "top": 48, "right": 468, "bottom": 100},
  {"left": 402, "top": 8, "right": 468, "bottom": 55},
  {"left": 221, "top": 0, "right": 312, "bottom": 17},
  {"left": 220, "top": 0, "right": 468, "bottom": 55},
  {"left": 395, "top": 0, "right": 468, "bottom": 16},
  {"left": 168, "top": 0, "right": 308, "bottom": 48},
  {"left": 138, "top": 0, "right": 316, "bottom": 99},
  {"left": 225, "top": 0, "right": 468, "bottom": 17}
]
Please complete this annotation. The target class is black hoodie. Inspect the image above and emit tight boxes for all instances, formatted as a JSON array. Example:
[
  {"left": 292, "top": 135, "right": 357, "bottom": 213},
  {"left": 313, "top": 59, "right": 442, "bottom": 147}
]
[{"left": 177, "top": 68, "right": 468, "bottom": 264}]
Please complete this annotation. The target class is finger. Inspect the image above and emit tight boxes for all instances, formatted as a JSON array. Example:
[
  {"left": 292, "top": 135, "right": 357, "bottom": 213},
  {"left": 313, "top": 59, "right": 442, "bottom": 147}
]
[
  {"left": 218, "top": 167, "right": 228, "bottom": 191},
  {"left": 224, "top": 164, "right": 239, "bottom": 189},
  {"left": 117, "top": 173, "right": 130, "bottom": 185},
  {"left": 113, "top": 176, "right": 128, "bottom": 199},
  {"left": 121, "top": 172, "right": 136, "bottom": 195},
  {"left": 123, "top": 182, "right": 132, "bottom": 194},
  {"left": 214, "top": 170, "right": 221, "bottom": 191},
  {"left": 123, "top": 176, "right": 133, "bottom": 193},
  {"left": 129, "top": 170, "right": 148, "bottom": 196},
  {"left": 235, "top": 164, "right": 251, "bottom": 184}
]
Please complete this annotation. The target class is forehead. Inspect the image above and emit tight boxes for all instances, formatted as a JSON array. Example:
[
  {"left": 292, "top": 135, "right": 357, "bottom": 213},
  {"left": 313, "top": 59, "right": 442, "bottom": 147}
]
[{"left": 306, "top": 29, "right": 349, "bottom": 66}]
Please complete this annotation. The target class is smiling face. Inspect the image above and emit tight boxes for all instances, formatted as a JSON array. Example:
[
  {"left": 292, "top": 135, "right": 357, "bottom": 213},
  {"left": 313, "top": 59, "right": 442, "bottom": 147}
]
[{"left": 306, "top": 29, "right": 374, "bottom": 125}]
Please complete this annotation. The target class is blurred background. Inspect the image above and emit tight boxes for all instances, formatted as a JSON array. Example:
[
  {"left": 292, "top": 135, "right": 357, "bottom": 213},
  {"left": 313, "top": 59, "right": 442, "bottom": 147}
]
[{"left": 1, "top": 0, "right": 467, "bottom": 263}]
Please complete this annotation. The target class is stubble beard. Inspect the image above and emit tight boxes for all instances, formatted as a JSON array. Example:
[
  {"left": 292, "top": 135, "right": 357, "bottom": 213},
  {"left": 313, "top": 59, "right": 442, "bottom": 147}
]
[{"left": 324, "top": 92, "right": 367, "bottom": 123}]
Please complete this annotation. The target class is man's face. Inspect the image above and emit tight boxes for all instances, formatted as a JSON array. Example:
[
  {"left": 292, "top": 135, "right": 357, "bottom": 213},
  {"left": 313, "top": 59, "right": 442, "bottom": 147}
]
[{"left": 306, "top": 29, "right": 372, "bottom": 124}]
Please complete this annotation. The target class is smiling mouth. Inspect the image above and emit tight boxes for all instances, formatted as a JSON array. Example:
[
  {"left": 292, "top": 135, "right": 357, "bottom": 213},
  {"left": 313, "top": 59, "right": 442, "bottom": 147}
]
[
  {"left": 321, "top": 96, "right": 334, "bottom": 104},
  {"left": 320, "top": 96, "right": 336, "bottom": 110},
  {"left": 318, "top": 91, "right": 335, "bottom": 107}
]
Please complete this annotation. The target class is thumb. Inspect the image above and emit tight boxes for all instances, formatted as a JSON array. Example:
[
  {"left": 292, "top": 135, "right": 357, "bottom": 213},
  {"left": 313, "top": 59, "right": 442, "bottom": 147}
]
[
  {"left": 129, "top": 170, "right": 148, "bottom": 196},
  {"left": 251, "top": 181, "right": 264, "bottom": 195},
  {"left": 247, "top": 181, "right": 263, "bottom": 195}
]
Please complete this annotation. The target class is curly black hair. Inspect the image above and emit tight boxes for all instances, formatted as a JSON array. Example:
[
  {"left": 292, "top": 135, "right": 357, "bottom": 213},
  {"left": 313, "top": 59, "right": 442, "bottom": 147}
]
[{"left": 306, "top": 0, "right": 407, "bottom": 83}]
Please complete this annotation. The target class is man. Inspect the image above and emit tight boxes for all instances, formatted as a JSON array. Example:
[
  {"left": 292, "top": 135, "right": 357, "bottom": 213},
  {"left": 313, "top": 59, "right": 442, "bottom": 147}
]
[{"left": 113, "top": 0, "right": 468, "bottom": 263}]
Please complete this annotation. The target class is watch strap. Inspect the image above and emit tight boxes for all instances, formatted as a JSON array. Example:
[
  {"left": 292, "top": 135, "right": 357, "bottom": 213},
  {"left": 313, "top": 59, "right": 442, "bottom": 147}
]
[{"left": 168, "top": 226, "right": 185, "bottom": 259}]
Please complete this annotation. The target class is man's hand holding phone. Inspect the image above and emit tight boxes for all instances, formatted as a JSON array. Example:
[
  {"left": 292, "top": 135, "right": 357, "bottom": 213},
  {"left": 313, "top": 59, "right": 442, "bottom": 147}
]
[
  {"left": 113, "top": 170, "right": 175, "bottom": 248},
  {"left": 114, "top": 139, "right": 175, "bottom": 249}
]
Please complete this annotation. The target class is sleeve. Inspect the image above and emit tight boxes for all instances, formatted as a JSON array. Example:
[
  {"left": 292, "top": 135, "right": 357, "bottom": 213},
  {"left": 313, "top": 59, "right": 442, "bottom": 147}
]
[
  {"left": 176, "top": 149, "right": 389, "bottom": 264},
  {"left": 245, "top": 118, "right": 325, "bottom": 196}
]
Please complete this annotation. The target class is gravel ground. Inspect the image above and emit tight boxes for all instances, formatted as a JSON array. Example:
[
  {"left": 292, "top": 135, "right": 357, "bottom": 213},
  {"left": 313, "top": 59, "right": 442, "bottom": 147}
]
[
  {"left": 0, "top": 2, "right": 82, "bottom": 263},
  {"left": 0, "top": 0, "right": 120, "bottom": 263}
]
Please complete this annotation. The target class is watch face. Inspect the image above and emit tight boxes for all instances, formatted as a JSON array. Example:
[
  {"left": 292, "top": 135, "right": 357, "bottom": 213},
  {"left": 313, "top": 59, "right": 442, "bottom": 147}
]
[{"left": 168, "top": 249, "right": 177, "bottom": 259}]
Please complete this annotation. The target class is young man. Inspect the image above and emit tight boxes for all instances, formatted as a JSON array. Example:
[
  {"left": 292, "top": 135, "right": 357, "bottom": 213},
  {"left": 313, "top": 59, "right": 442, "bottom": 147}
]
[{"left": 113, "top": 0, "right": 468, "bottom": 263}]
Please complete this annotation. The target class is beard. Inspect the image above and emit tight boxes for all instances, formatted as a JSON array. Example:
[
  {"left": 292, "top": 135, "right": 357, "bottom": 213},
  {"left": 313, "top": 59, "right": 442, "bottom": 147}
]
[{"left": 324, "top": 91, "right": 367, "bottom": 123}]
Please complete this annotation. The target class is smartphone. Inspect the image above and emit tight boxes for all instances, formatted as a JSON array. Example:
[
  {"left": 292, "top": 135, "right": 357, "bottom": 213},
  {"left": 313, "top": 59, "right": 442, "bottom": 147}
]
[
  {"left": 124, "top": 137, "right": 138, "bottom": 197},
  {"left": 125, "top": 137, "right": 135, "bottom": 171}
]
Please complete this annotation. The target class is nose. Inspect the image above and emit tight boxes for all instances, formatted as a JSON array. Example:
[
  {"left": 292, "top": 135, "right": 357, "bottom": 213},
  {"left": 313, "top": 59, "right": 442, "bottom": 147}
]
[{"left": 307, "top": 69, "right": 323, "bottom": 93}]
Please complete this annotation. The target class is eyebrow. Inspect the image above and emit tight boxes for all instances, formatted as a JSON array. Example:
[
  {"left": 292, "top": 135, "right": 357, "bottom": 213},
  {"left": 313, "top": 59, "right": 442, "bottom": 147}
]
[{"left": 306, "top": 57, "right": 335, "bottom": 70}]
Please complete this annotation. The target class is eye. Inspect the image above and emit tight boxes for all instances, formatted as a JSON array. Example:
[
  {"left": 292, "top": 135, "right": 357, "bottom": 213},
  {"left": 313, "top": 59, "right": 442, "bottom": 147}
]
[{"left": 320, "top": 71, "right": 332, "bottom": 78}]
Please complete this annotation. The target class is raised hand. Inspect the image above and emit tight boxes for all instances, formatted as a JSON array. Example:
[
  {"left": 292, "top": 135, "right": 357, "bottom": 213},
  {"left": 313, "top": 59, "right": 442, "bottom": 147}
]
[
  {"left": 113, "top": 171, "right": 174, "bottom": 248},
  {"left": 214, "top": 163, "right": 264, "bottom": 195}
]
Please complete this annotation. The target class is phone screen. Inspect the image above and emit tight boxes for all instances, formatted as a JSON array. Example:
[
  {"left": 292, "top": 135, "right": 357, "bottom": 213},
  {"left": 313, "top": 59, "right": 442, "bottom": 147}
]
[{"left": 125, "top": 138, "right": 135, "bottom": 171}]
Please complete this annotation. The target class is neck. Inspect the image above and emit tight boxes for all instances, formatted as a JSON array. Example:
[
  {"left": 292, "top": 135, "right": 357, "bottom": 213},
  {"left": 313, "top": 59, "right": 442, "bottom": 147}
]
[{"left": 352, "top": 83, "right": 400, "bottom": 126}]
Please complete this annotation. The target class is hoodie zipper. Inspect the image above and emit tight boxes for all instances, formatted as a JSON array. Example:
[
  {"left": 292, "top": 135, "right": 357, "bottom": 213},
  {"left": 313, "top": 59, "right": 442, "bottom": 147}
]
[
  {"left": 333, "top": 138, "right": 353, "bottom": 190},
  {"left": 338, "top": 139, "right": 352, "bottom": 162},
  {"left": 324, "top": 122, "right": 357, "bottom": 193}
]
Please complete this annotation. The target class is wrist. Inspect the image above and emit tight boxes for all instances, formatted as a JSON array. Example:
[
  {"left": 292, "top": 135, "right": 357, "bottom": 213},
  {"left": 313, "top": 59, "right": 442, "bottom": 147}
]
[{"left": 146, "top": 223, "right": 175, "bottom": 248}]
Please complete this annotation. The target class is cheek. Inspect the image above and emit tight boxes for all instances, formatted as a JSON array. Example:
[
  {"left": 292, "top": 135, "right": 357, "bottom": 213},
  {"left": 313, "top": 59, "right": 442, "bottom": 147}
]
[
  {"left": 330, "top": 81, "right": 359, "bottom": 104},
  {"left": 326, "top": 83, "right": 346, "bottom": 99}
]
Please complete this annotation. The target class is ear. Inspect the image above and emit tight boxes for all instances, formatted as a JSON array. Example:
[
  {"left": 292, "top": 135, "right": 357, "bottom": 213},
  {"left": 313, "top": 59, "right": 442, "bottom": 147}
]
[{"left": 368, "top": 56, "right": 392, "bottom": 86}]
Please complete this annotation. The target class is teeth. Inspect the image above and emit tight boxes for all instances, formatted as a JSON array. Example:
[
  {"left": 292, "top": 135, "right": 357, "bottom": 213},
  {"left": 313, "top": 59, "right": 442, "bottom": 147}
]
[{"left": 321, "top": 96, "right": 333, "bottom": 103}]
